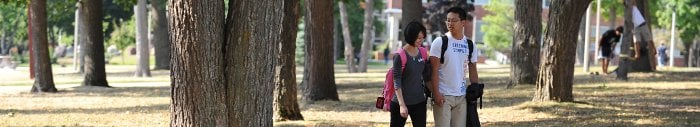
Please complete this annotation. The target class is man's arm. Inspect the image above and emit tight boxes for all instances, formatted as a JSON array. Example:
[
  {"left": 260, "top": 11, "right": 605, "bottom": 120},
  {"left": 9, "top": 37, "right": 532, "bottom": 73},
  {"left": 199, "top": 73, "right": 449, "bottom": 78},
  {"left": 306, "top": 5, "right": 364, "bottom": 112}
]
[
  {"left": 468, "top": 63, "right": 479, "bottom": 83},
  {"left": 429, "top": 56, "right": 440, "bottom": 94}
]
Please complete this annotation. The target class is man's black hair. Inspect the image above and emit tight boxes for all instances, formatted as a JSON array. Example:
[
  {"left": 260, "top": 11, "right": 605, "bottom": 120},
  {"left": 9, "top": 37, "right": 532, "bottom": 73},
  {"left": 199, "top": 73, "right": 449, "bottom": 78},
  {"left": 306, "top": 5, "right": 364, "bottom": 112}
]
[
  {"left": 615, "top": 26, "right": 624, "bottom": 33},
  {"left": 446, "top": 7, "right": 468, "bottom": 21},
  {"left": 403, "top": 21, "right": 427, "bottom": 46}
]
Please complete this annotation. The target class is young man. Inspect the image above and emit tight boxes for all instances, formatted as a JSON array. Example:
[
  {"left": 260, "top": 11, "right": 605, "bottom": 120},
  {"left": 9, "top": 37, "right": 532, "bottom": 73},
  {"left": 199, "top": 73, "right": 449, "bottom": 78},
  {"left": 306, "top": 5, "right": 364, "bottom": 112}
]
[
  {"left": 428, "top": 7, "right": 480, "bottom": 127},
  {"left": 630, "top": 0, "right": 657, "bottom": 70},
  {"left": 597, "top": 26, "right": 623, "bottom": 74}
]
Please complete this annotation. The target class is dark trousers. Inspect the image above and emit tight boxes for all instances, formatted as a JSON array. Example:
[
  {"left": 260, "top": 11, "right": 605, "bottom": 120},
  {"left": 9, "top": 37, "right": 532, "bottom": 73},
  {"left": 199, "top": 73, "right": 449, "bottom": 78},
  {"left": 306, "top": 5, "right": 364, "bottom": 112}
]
[
  {"left": 390, "top": 101, "right": 427, "bottom": 127},
  {"left": 466, "top": 100, "right": 481, "bottom": 127}
]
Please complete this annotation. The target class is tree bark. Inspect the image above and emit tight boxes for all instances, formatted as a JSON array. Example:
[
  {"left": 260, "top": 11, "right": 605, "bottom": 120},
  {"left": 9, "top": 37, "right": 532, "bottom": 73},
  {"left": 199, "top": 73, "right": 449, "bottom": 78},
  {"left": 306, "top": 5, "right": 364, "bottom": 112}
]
[
  {"left": 224, "top": 0, "right": 284, "bottom": 126},
  {"left": 533, "top": 0, "right": 592, "bottom": 102},
  {"left": 134, "top": 0, "right": 151, "bottom": 77},
  {"left": 508, "top": 0, "right": 542, "bottom": 87},
  {"left": 80, "top": 0, "right": 109, "bottom": 87},
  {"left": 29, "top": 0, "right": 57, "bottom": 93},
  {"left": 302, "top": 0, "right": 339, "bottom": 102},
  {"left": 402, "top": 0, "right": 423, "bottom": 32},
  {"left": 152, "top": 0, "right": 170, "bottom": 70},
  {"left": 338, "top": 1, "right": 356, "bottom": 73},
  {"left": 358, "top": 0, "right": 374, "bottom": 72},
  {"left": 274, "top": 0, "right": 304, "bottom": 121},
  {"left": 615, "top": 0, "right": 636, "bottom": 80},
  {"left": 169, "top": 0, "right": 227, "bottom": 126}
]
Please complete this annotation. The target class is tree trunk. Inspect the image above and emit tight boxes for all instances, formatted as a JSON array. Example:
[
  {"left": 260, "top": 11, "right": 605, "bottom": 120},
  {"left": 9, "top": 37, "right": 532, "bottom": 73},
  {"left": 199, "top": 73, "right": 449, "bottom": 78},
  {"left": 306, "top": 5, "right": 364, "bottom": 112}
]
[
  {"left": 533, "top": 0, "right": 591, "bottom": 102},
  {"left": 302, "top": 0, "right": 339, "bottom": 102},
  {"left": 338, "top": 1, "right": 356, "bottom": 73},
  {"left": 29, "top": 0, "right": 57, "bottom": 93},
  {"left": 508, "top": 0, "right": 542, "bottom": 87},
  {"left": 224, "top": 0, "right": 284, "bottom": 126},
  {"left": 152, "top": 0, "right": 170, "bottom": 70},
  {"left": 169, "top": 0, "right": 227, "bottom": 126},
  {"left": 615, "top": 0, "right": 636, "bottom": 80},
  {"left": 274, "top": 0, "right": 304, "bottom": 121},
  {"left": 610, "top": 5, "right": 617, "bottom": 29},
  {"left": 402, "top": 0, "right": 422, "bottom": 33},
  {"left": 134, "top": 0, "right": 151, "bottom": 77},
  {"left": 357, "top": 0, "right": 374, "bottom": 72},
  {"left": 80, "top": 0, "right": 109, "bottom": 87}
]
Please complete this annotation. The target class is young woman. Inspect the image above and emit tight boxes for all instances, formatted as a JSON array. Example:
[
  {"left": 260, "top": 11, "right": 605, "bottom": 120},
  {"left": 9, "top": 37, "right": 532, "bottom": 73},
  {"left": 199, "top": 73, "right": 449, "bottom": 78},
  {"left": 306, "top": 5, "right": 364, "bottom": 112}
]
[{"left": 391, "top": 21, "right": 431, "bottom": 127}]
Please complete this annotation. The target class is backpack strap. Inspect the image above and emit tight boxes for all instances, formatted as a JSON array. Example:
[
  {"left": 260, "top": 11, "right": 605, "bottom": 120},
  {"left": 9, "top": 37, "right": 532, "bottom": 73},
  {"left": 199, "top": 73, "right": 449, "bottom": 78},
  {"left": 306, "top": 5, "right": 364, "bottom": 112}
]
[
  {"left": 396, "top": 49, "right": 408, "bottom": 72},
  {"left": 418, "top": 47, "right": 428, "bottom": 61},
  {"left": 440, "top": 36, "right": 449, "bottom": 64},
  {"left": 467, "top": 39, "right": 474, "bottom": 64}
]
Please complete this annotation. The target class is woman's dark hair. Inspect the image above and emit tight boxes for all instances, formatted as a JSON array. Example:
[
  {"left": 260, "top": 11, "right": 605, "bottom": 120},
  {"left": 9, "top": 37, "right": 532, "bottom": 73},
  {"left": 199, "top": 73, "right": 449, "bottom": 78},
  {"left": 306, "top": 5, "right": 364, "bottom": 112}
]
[{"left": 403, "top": 21, "right": 427, "bottom": 46}]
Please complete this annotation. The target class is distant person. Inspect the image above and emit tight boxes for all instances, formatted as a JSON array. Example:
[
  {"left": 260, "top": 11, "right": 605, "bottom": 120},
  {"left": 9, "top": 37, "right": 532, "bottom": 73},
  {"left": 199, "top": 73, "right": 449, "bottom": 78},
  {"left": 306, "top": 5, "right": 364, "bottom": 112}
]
[
  {"left": 384, "top": 47, "right": 390, "bottom": 65},
  {"left": 657, "top": 43, "right": 668, "bottom": 68},
  {"left": 390, "top": 21, "right": 431, "bottom": 127},
  {"left": 596, "top": 26, "right": 623, "bottom": 74}
]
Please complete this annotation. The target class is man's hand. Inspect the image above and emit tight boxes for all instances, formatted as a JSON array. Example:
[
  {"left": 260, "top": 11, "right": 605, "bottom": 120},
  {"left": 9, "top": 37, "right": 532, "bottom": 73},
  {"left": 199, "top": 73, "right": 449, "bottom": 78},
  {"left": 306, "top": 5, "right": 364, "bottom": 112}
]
[{"left": 433, "top": 93, "right": 444, "bottom": 107}]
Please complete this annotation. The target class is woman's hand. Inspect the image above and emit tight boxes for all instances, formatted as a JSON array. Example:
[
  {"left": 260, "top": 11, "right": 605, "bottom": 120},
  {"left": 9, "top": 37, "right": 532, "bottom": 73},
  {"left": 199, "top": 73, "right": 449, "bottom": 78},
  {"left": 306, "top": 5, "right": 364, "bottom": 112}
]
[{"left": 400, "top": 105, "right": 409, "bottom": 118}]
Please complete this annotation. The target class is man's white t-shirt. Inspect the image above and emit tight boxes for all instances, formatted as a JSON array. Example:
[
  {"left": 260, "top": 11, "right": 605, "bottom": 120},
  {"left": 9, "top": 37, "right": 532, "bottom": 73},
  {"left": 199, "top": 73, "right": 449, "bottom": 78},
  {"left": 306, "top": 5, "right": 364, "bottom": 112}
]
[
  {"left": 429, "top": 32, "right": 479, "bottom": 96},
  {"left": 632, "top": 6, "right": 646, "bottom": 27}
]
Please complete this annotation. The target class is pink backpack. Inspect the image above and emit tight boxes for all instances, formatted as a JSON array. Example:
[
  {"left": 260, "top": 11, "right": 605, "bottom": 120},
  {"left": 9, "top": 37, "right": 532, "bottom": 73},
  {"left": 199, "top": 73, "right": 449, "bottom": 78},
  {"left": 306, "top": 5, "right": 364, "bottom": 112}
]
[{"left": 376, "top": 47, "right": 428, "bottom": 111}]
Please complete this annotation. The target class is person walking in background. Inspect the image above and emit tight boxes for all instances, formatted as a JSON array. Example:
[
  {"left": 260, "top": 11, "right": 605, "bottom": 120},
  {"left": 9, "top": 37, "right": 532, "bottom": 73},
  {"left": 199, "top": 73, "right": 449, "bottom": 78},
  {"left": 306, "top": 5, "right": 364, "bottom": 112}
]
[{"left": 596, "top": 26, "right": 623, "bottom": 74}]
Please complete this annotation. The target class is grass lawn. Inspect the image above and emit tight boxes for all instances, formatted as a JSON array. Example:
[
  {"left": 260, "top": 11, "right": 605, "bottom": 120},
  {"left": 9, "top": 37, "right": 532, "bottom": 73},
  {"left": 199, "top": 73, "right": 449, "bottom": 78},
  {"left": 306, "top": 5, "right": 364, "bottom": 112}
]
[{"left": 1, "top": 63, "right": 699, "bottom": 126}]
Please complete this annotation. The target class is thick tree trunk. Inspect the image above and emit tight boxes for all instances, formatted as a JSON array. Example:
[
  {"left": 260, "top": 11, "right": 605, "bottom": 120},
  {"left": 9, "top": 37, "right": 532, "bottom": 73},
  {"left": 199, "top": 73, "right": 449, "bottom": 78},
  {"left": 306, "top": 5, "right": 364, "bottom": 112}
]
[
  {"left": 338, "top": 2, "right": 356, "bottom": 73},
  {"left": 615, "top": 0, "right": 636, "bottom": 80},
  {"left": 152, "top": 0, "right": 170, "bottom": 70},
  {"left": 357, "top": 0, "right": 374, "bottom": 72},
  {"left": 302, "top": 0, "right": 339, "bottom": 102},
  {"left": 80, "top": 0, "right": 109, "bottom": 87},
  {"left": 29, "top": 0, "right": 57, "bottom": 93},
  {"left": 401, "top": 0, "right": 422, "bottom": 32},
  {"left": 533, "top": 0, "right": 592, "bottom": 102},
  {"left": 169, "top": 0, "right": 227, "bottom": 126},
  {"left": 508, "top": 0, "right": 542, "bottom": 87},
  {"left": 134, "top": 0, "right": 151, "bottom": 77},
  {"left": 275, "top": 0, "right": 304, "bottom": 121},
  {"left": 224, "top": 0, "right": 284, "bottom": 126}
]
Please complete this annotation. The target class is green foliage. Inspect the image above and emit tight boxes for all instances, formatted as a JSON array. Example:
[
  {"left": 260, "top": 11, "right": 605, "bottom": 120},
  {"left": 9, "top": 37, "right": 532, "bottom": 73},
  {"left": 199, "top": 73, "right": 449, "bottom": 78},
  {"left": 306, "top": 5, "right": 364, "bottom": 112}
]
[
  {"left": 0, "top": 3, "right": 27, "bottom": 45},
  {"left": 107, "top": 17, "right": 135, "bottom": 51},
  {"left": 334, "top": 0, "right": 385, "bottom": 56},
  {"left": 591, "top": 0, "right": 624, "bottom": 22},
  {"left": 652, "top": 0, "right": 700, "bottom": 47},
  {"left": 481, "top": 0, "right": 513, "bottom": 54}
]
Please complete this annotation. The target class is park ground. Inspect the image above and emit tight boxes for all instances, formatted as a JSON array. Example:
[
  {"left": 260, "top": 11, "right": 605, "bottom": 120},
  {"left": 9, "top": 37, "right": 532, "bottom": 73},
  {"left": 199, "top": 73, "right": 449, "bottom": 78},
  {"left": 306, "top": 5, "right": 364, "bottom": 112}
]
[{"left": 1, "top": 59, "right": 699, "bottom": 126}]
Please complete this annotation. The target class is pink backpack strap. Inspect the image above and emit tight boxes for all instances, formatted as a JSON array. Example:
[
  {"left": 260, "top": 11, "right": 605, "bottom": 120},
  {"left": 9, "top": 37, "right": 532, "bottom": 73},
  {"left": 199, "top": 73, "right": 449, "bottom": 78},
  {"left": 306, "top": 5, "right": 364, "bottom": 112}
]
[
  {"left": 418, "top": 47, "right": 428, "bottom": 61},
  {"left": 396, "top": 48, "right": 408, "bottom": 71}
]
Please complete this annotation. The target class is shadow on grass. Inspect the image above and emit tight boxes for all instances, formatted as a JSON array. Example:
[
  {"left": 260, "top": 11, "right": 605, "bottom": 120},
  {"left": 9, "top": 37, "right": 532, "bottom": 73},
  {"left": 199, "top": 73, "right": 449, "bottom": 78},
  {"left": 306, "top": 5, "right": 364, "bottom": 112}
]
[{"left": 0, "top": 104, "right": 169, "bottom": 115}]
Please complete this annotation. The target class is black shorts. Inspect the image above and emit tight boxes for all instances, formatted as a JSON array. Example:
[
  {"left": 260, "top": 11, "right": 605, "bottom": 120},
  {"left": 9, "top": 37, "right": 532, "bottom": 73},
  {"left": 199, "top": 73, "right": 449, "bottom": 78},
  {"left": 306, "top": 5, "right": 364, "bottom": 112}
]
[{"left": 601, "top": 47, "right": 614, "bottom": 59}]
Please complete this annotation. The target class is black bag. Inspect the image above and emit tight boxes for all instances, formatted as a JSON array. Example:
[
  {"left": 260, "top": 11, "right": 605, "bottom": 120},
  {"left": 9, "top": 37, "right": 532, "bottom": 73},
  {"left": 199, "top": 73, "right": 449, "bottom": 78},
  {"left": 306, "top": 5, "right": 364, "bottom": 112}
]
[
  {"left": 467, "top": 100, "right": 481, "bottom": 127},
  {"left": 465, "top": 83, "right": 484, "bottom": 102},
  {"left": 466, "top": 83, "right": 484, "bottom": 127}
]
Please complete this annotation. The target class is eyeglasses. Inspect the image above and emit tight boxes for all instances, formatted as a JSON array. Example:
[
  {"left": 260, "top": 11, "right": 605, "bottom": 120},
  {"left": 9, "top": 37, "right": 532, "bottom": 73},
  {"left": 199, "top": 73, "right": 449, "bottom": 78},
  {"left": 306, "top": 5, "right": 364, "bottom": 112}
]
[{"left": 445, "top": 18, "right": 462, "bottom": 23}]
